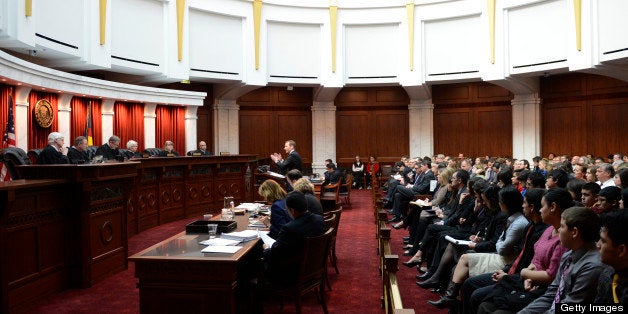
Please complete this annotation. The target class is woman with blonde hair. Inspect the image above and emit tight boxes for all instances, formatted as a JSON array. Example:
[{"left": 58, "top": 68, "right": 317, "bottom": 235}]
[
  {"left": 258, "top": 180, "right": 291, "bottom": 238},
  {"left": 158, "top": 140, "right": 179, "bottom": 157},
  {"left": 292, "top": 178, "right": 324, "bottom": 216}
]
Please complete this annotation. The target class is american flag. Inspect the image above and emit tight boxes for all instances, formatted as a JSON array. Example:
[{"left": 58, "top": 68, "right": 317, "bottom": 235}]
[
  {"left": 1, "top": 90, "right": 16, "bottom": 181},
  {"left": 84, "top": 100, "right": 93, "bottom": 146}
]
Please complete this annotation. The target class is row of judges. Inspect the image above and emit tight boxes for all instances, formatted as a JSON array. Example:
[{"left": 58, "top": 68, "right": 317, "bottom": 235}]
[{"left": 38, "top": 132, "right": 213, "bottom": 164}]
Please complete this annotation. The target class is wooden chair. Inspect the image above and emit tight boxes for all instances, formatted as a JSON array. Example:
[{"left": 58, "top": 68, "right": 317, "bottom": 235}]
[
  {"left": 338, "top": 173, "right": 353, "bottom": 207},
  {"left": 319, "top": 181, "right": 341, "bottom": 211},
  {"left": 269, "top": 228, "right": 333, "bottom": 314},
  {"left": 326, "top": 207, "right": 342, "bottom": 275}
]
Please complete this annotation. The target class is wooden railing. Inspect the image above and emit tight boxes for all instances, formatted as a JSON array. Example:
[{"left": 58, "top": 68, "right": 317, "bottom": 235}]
[{"left": 374, "top": 196, "right": 415, "bottom": 314}]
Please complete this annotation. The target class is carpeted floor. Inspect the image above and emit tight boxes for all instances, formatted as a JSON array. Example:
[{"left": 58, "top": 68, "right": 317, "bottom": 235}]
[{"left": 24, "top": 190, "right": 443, "bottom": 313}]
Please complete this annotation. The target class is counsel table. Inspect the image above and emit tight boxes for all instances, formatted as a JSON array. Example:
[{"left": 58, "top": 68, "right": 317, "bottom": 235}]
[{"left": 129, "top": 213, "right": 263, "bottom": 314}]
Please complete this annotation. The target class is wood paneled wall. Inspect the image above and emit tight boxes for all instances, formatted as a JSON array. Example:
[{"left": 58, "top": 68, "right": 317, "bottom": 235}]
[
  {"left": 238, "top": 87, "right": 313, "bottom": 166},
  {"left": 541, "top": 73, "right": 628, "bottom": 157},
  {"left": 433, "top": 82, "right": 513, "bottom": 158},
  {"left": 335, "top": 87, "right": 409, "bottom": 166}
]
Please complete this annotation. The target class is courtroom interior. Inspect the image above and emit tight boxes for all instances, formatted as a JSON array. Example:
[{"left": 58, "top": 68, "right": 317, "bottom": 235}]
[{"left": 1, "top": 0, "right": 627, "bottom": 313}]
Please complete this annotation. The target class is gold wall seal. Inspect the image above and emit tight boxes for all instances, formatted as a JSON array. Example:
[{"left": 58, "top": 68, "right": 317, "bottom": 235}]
[{"left": 34, "top": 99, "right": 54, "bottom": 128}]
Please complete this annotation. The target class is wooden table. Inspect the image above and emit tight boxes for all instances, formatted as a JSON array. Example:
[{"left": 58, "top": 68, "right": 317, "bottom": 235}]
[{"left": 129, "top": 213, "right": 263, "bottom": 314}]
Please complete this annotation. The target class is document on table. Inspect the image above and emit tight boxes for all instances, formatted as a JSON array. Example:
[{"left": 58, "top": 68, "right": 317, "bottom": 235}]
[
  {"left": 258, "top": 230, "right": 276, "bottom": 247},
  {"left": 201, "top": 245, "right": 242, "bottom": 254},
  {"left": 199, "top": 238, "right": 241, "bottom": 246}
]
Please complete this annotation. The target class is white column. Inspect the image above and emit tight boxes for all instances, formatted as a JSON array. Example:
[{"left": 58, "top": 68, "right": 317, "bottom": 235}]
[
  {"left": 57, "top": 93, "right": 73, "bottom": 141},
  {"left": 408, "top": 99, "right": 434, "bottom": 158},
  {"left": 185, "top": 106, "right": 198, "bottom": 154},
  {"left": 144, "top": 103, "right": 157, "bottom": 149},
  {"left": 100, "top": 99, "right": 115, "bottom": 143},
  {"left": 14, "top": 86, "right": 31, "bottom": 151},
  {"left": 213, "top": 99, "right": 239, "bottom": 155},
  {"left": 311, "top": 101, "right": 336, "bottom": 177},
  {"left": 512, "top": 93, "right": 541, "bottom": 162}
]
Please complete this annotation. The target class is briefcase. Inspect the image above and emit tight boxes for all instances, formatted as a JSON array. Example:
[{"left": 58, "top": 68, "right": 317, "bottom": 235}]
[{"left": 185, "top": 220, "right": 237, "bottom": 234}]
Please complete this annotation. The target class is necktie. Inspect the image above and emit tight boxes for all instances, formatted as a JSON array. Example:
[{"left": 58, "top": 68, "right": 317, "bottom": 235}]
[
  {"left": 613, "top": 274, "right": 620, "bottom": 303},
  {"left": 507, "top": 224, "right": 534, "bottom": 274},
  {"left": 551, "top": 256, "right": 573, "bottom": 310}
]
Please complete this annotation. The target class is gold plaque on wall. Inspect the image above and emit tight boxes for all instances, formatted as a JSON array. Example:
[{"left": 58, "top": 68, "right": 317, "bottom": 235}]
[{"left": 34, "top": 99, "right": 54, "bottom": 128}]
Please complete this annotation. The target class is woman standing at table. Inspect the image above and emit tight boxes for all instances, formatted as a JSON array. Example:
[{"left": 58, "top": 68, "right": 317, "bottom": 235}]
[{"left": 258, "top": 180, "right": 291, "bottom": 238}]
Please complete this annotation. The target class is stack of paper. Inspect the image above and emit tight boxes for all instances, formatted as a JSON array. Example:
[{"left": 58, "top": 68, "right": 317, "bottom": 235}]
[
  {"left": 445, "top": 235, "right": 472, "bottom": 246},
  {"left": 220, "top": 229, "right": 259, "bottom": 242},
  {"left": 258, "top": 230, "right": 276, "bottom": 247},
  {"left": 199, "top": 238, "right": 241, "bottom": 246},
  {"left": 409, "top": 199, "right": 431, "bottom": 207},
  {"left": 201, "top": 246, "right": 242, "bottom": 253}
]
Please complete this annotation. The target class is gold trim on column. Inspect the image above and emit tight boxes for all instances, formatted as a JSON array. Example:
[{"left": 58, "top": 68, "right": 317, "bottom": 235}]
[
  {"left": 99, "top": 0, "right": 107, "bottom": 45},
  {"left": 176, "top": 0, "right": 185, "bottom": 61},
  {"left": 487, "top": 0, "right": 496, "bottom": 64},
  {"left": 25, "top": 0, "right": 32, "bottom": 17},
  {"left": 573, "top": 0, "right": 581, "bottom": 51},
  {"left": 253, "top": 0, "right": 263, "bottom": 70},
  {"left": 406, "top": 1, "right": 414, "bottom": 71},
  {"left": 330, "top": 5, "right": 338, "bottom": 73}
]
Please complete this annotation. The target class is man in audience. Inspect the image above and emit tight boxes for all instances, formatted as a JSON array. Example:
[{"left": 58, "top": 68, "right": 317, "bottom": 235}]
[
  {"left": 545, "top": 169, "right": 569, "bottom": 189},
  {"left": 519, "top": 207, "right": 605, "bottom": 313},
  {"left": 461, "top": 158, "right": 473, "bottom": 177},
  {"left": 270, "top": 139, "right": 302, "bottom": 174},
  {"left": 595, "top": 209, "right": 628, "bottom": 303},
  {"left": 67, "top": 136, "right": 91, "bottom": 164},
  {"left": 95, "top": 135, "right": 121, "bottom": 161},
  {"left": 388, "top": 159, "right": 435, "bottom": 223},
  {"left": 596, "top": 163, "right": 616, "bottom": 188},
  {"left": 597, "top": 186, "right": 622, "bottom": 213},
  {"left": 526, "top": 171, "right": 546, "bottom": 189},
  {"left": 189, "top": 140, "right": 212, "bottom": 156},
  {"left": 322, "top": 163, "right": 342, "bottom": 187},
  {"left": 39, "top": 132, "right": 69, "bottom": 164},
  {"left": 285, "top": 169, "right": 302, "bottom": 192},
  {"left": 262, "top": 191, "right": 326, "bottom": 285},
  {"left": 581, "top": 182, "right": 601, "bottom": 213}
]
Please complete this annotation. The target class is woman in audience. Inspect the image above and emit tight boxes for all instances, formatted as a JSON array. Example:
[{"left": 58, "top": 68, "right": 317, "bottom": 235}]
[
  {"left": 365, "top": 156, "right": 380, "bottom": 189},
  {"left": 291, "top": 177, "right": 323, "bottom": 216},
  {"left": 566, "top": 178, "right": 586, "bottom": 205},
  {"left": 352, "top": 155, "right": 365, "bottom": 189},
  {"left": 573, "top": 163, "right": 587, "bottom": 180},
  {"left": 427, "top": 186, "right": 528, "bottom": 309},
  {"left": 475, "top": 188, "right": 571, "bottom": 313},
  {"left": 258, "top": 180, "right": 291, "bottom": 238},
  {"left": 585, "top": 165, "right": 599, "bottom": 183},
  {"left": 614, "top": 168, "right": 628, "bottom": 188}
]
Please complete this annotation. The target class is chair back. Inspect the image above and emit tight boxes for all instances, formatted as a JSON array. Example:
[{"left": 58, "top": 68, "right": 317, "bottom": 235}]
[
  {"left": 86, "top": 146, "right": 98, "bottom": 159},
  {"left": 324, "top": 214, "right": 336, "bottom": 230},
  {"left": 2, "top": 147, "right": 30, "bottom": 179},
  {"left": 27, "top": 148, "right": 42, "bottom": 165},
  {"left": 142, "top": 148, "right": 164, "bottom": 157},
  {"left": 380, "top": 165, "right": 393, "bottom": 177},
  {"left": 295, "top": 228, "right": 333, "bottom": 288}
]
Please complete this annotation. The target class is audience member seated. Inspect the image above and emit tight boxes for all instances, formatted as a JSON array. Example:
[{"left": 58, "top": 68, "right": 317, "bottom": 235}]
[
  {"left": 614, "top": 168, "right": 628, "bottom": 188},
  {"left": 284, "top": 169, "right": 302, "bottom": 192},
  {"left": 262, "top": 191, "right": 326, "bottom": 285},
  {"left": 545, "top": 169, "right": 569, "bottom": 189},
  {"left": 596, "top": 163, "right": 616, "bottom": 188},
  {"left": 188, "top": 140, "right": 212, "bottom": 156},
  {"left": 123, "top": 140, "right": 142, "bottom": 159},
  {"left": 518, "top": 207, "right": 604, "bottom": 313},
  {"left": 38, "top": 132, "right": 69, "bottom": 164},
  {"left": 365, "top": 156, "right": 380, "bottom": 189},
  {"left": 352, "top": 155, "right": 365, "bottom": 189},
  {"left": 581, "top": 182, "right": 601, "bottom": 213},
  {"left": 291, "top": 177, "right": 324, "bottom": 216},
  {"left": 388, "top": 159, "right": 436, "bottom": 223},
  {"left": 595, "top": 209, "right": 628, "bottom": 304},
  {"left": 597, "top": 186, "right": 622, "bottom": 213},
  {"left": 258, "top": 179, "right": 291, "bottom": 239},
  {"left": 157, "top": 140, "right": 179, "bottom": 157},
  {"left": 322, "top": 163, "right": 342, "bottom": 188},
  {"left": 67, "top": 136, "right": 92, "bottom": 164},
  {"left": 95, "top": 135, "right": 121, "bottom": 161},
  {"left": 566, "top": 178, "right": 586, "bottom": 205}
]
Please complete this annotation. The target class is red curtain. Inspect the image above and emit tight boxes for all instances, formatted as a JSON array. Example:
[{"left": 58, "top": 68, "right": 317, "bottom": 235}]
[
  {"left": 155, "top": 105, "right": 185, "bottom": 154},
  {"left": 70, "top": 97, "right": 103, "bottom": 146},
  {"left": 28, "top": 91, "right": 59, "bottom": 150},
  {"left": 0, "top": 84, "right": 11, "bottom": 135},
  {"left": 113, "top": 101, "right": 145, "bottom": 150}
]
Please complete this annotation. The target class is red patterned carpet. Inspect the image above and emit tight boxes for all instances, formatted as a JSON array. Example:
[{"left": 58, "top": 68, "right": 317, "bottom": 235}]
[{"left": 24, "top": 190, "right": 442, "bottom": 313}]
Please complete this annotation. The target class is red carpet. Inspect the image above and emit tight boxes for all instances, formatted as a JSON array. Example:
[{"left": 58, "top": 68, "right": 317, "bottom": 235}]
[{"left": 24, "top": 190, "right": 442, "bottom": 313}]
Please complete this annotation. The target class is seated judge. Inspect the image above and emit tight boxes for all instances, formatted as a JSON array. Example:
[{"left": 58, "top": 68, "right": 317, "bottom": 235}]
[
  {"left": 157, "top": 140, "right": 179, "bottom": 157},
  {"left": 124, "top": 140, "right": 142, "bottom": 159},
  {"left": 263, "top": 191, "right": 327, "bottom": 285},
  {"left": 67, "top": 136, "right": 92, "bottom": 164},
  {"left": 188, "top": 140, "right": 212, "bottom": 156},
  {"left": 38, "top": 132, "right": 69, "bottom": 164},
  {"left": 95, "top": 135, "right": 121, "bottom": 161}
]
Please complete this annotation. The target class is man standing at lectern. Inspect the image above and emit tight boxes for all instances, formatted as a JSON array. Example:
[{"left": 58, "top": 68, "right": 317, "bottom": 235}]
[{"left": 270, "top": 140, "right": 302, "bottom": 174}]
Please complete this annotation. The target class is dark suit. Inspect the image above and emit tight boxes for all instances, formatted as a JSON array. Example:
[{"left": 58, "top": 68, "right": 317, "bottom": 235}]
[
  {"left": 123, "top": 150, "right": 143, "bottom": 159},
  {"left": 67, "top": 147, "right": 91, "bottom": 164},
  {"left": 157, "top": 150, "right": 179, "bottom": 157},
  {"left": 391, "top": 170, "right": 436, "bottom": 219},
  {"left": 38, "top": 145, "right": 69, "bottom": 164},
  {"left": 268, "top": 199, "right": 292, "bottom": 239},
  {"left": 95, "top": 143, "right": 120, "bottom": 161},
  {"left": 264, "top": 211, "right": 326, "bottom": 285},
  {"left": 275, "top": 150, "right": 302, "bottom": 174},
  {"left": 304, "top": 192, "right": 324, "bottom": 216}
]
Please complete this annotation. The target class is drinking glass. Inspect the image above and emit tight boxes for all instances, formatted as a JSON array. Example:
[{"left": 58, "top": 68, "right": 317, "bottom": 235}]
[{"left": 207, "top": 224, "right": 218, "bottom": 239}]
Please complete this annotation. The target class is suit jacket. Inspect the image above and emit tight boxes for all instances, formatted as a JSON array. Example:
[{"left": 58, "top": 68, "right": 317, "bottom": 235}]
[
  {"left": 323, "top": 169, "right": 343, "bottom": 186},
  {"left": 95, "top": 143, "right": 120, "bottom": 160},
  {"left": 38, "top": 145, "right": 69, "bottom": 164},
  {"left": 411, "top": 170, "right": 436, "bottom": 195},
  {"left": 304, "top": 192, "right": 324, "bottom": 216},
  {"left": 264, "top": 212, "right": 326, "bottom": 285},
  {"left": 275, "top": 150, "right": 302, "bottom": 174},
  {"left": 443, "top": 186, "right": 475, "bottom": 227},
  {"left": 268, "top": 199, "right": 292, "bottom": 239},
  {"left": 157, "top": 150, "right": 180, "bottom": 157},
  {"left": 519, "top": 245, "right": 605, "bottom": 314},
  {"left": 67, "top": 147, "right": 92, "bottom": 164}
]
